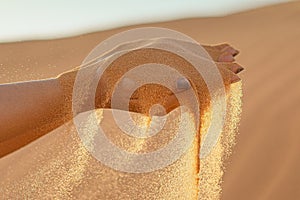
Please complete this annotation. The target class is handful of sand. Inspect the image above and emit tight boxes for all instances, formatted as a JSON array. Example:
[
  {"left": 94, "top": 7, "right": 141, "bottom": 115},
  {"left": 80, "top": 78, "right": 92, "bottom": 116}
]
[{"left": 0, "top": 36, "right": 242, "bottom": 200}]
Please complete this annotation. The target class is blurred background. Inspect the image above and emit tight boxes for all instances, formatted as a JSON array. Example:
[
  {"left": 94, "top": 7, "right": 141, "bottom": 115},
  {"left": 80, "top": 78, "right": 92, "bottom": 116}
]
[
  {"left": 0, "top": 0, "right": 299, "bottom": 200},
  {"left": 0, "top": 0, "right": 287, "bottom": 42}
]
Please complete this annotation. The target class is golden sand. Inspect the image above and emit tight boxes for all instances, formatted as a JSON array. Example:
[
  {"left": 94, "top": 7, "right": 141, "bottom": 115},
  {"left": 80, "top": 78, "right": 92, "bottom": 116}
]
[
  {"left": 0, "top": 107, "right": 199, "bottom": 199},
  {"left": 0, "top": 36, "right": 243, "bottom": 199},
  {"left": 3, "top": 2, "right": 299, "bottom": 199}
]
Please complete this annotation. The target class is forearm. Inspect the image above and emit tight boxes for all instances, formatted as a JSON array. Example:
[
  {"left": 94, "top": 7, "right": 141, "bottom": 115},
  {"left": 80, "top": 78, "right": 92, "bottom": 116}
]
[
  {"left": 0, "top": 75, "right": 82, "bottom": 158},
  {"left": 0, "top": 78, "right": 67, "bottom": 140}
]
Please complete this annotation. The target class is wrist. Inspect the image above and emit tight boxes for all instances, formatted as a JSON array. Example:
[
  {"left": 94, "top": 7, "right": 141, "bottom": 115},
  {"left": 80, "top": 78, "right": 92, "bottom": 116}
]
[{"left": 56, "top": 68, "right": 79, "bottom": 117}]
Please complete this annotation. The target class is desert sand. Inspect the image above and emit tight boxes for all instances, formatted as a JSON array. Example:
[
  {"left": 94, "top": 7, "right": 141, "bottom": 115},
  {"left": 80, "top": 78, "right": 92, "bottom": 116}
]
[
  {"left": 0, "top": 1, "right": 299, "bottom": 199},
  {"left": 0, "top": 36, "right": 242, "bottom": 199}
]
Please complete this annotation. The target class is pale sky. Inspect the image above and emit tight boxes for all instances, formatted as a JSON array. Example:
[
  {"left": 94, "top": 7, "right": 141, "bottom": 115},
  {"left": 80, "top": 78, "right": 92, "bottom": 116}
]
[{"left": 0, "top": 0, "right": 288, "bottom": 42}]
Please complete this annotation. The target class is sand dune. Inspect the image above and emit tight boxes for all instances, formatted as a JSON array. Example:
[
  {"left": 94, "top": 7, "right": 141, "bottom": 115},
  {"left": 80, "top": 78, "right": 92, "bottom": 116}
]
[{"left": 0, "top": 1, "right": 299, "bottom": 199}]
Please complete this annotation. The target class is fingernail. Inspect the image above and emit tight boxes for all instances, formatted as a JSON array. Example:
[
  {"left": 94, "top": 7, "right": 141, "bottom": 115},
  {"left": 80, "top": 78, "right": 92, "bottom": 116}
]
[
  {"left": 237, "top": 66, "right": 244, "bottom": 73},
  {"left": 219, "top": 53, "right": 235, "bottom": 62},
  {"left": 223, "top": 46, "right": 239, "bottom": 56},
  {"left": 232, "top": 49, "right": 240, "bottom": 56},
  {"left": 232, "top": 63, "right": 244, "bottom": 73}
]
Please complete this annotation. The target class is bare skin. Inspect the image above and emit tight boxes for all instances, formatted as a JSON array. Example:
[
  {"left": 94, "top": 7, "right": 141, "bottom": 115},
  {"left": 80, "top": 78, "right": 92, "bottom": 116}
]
[
  {"left": 0, "top": 41, "right": 242, "bottom": 157},
  {"left": 202, "top": 43, "right": 239, "bottom": 62}
]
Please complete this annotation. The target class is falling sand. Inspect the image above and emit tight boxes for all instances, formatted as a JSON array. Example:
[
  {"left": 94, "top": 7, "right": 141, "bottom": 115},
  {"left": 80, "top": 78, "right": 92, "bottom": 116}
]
[
  {"left": 0, "top": 36, "right": 242, "bottom": 200},
  {"left": 1, "top": 2, "right": 300, "bottom": 199}
]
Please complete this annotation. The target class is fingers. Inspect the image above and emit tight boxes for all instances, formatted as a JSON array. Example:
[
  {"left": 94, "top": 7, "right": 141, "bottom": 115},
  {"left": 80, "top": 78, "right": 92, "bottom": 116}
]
[
  {"left": 216, "top": 62, "right": 243, "bottom": 84},
  {"left": 217, "top": 62, "right": 244, "bottom": 74},
  {"left": 203, "top": 43, "right": 239, "bottom": 62},
  {"left": 218, "top": 52, "right": 235, "bottom": 62},
  {"left": 222, "top": 45, "right": 239, "bottom": 56}
]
